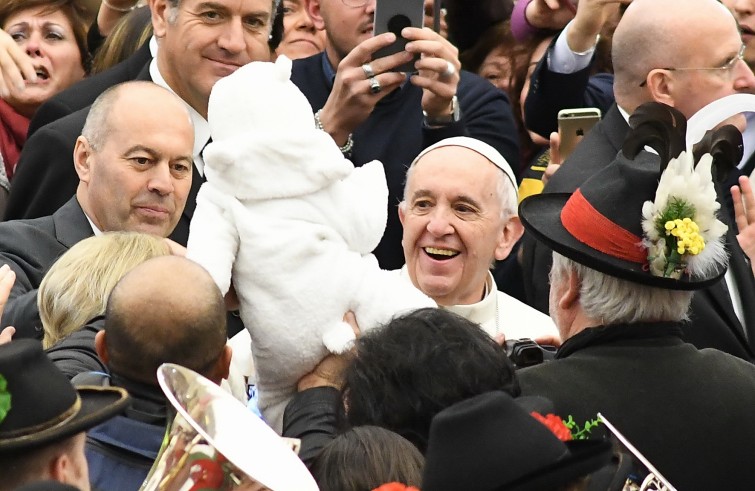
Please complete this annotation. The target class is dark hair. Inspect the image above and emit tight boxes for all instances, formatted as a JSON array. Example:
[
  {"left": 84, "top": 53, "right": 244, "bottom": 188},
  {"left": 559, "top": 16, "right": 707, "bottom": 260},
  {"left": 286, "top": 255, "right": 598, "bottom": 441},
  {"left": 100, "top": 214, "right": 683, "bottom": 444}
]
[
  {"left": 459, "top": 21, "right": 517, "bottom": 75},
  {"left": 340, "top": 308, "right": 519, "bottom": 453},
  {"left": 311, "top": 426, "right": 424, "bottom": 491},
  {"left": 268, "top": 0, "right": 284, "bottom": 51},
  {"left": 0, "top": 0, "right": 89, "bottom": 73},
  {"left": 91, "top": 6, "right": 152, "bottom": 75}
]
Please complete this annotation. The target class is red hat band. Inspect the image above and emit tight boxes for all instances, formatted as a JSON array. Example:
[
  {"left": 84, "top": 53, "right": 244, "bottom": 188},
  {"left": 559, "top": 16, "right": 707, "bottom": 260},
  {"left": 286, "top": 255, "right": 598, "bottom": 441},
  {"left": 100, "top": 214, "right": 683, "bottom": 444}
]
[{"left": 561, "top": 190, "right": 646, "bottom": 265}]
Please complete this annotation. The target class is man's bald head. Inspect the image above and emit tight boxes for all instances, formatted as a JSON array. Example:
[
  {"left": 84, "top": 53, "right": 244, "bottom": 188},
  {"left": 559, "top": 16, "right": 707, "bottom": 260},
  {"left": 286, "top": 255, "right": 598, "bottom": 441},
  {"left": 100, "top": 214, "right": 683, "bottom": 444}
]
[
  {"left": 613, "top": 0, "right": 750, "bottom": 114},
  {"left": 103, "top": 256, "right": 227, "bottom": 385},
  {"left": 81, "top": 81, "right": 192, "bottom": 152}
]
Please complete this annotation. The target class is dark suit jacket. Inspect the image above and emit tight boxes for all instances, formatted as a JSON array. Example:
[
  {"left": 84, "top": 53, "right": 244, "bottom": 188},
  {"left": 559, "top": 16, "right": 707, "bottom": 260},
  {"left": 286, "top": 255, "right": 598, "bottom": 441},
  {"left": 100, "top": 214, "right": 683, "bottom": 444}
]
[
  {"left": 0, "top": 198, "right": 92, "bottom": 338},
  {"left": 27, "top": 42, "right": 152, "bottom": 137},
  {"left": 520, "top": 103, "right": 755, "bottom": 362},
  {"left": 519, "top": 322, "right": 755, "bottom": 490},
  {"left": 524, "top": 36, "right": 615, "bottom": 140},
  {"left": 4, "top": 64, "right": 201, "bottom": 246}
]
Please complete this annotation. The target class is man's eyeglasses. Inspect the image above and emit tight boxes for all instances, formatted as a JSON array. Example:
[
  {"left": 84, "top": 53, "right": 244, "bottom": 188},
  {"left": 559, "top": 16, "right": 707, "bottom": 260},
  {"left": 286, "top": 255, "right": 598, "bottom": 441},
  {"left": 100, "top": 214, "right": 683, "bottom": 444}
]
[{"left": 639, "top": 44, "right": 746, "bottom": 87}]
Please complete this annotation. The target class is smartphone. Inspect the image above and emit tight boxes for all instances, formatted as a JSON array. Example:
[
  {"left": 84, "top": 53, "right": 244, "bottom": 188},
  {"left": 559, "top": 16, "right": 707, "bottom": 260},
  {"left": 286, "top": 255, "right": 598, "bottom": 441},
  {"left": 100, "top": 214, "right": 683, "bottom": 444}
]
[
  {"left": 557, "top": 108, "right": 602, "bottom": 160},
  {"left": 373, "top": 0, "right": 424, "bottom": 72}
]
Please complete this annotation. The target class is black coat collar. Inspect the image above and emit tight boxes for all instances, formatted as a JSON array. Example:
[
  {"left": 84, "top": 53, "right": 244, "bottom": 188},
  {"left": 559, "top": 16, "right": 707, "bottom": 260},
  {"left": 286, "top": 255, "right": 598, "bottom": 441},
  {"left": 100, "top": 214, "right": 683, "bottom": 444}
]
[{"left": 557, "top": 321, "right": 686, "bottom": 359}]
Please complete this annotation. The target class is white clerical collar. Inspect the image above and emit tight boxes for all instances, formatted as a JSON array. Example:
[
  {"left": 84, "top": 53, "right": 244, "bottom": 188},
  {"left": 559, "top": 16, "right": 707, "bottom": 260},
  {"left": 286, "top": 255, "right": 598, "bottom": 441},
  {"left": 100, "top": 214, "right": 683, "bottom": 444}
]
[{"left": 149, "top": 58, "right": 210, "bottom": 177}]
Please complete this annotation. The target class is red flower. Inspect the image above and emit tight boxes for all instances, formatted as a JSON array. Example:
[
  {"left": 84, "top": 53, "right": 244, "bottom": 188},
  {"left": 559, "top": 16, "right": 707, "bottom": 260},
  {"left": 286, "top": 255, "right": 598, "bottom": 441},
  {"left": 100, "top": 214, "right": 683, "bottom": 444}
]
[
  {"left": 372, "top": 483, "right": 421, "bottom": 491},
  {"left": 531, "top": 412, "right": 573, "bottom": 441},
  {"left": 189, "top": 458, "right": 226, "bottom": 490}
]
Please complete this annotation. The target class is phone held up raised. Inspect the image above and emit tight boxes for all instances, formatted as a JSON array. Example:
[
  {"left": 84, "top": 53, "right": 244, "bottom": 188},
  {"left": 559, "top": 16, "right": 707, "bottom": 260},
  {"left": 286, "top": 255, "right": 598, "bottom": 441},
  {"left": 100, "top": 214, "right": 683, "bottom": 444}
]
[
  {"left": 557, "top": 107, "right": 602, "bottom": 160},
  {"left": 372, "top": 0, "right": 425, "bottom": 72}
]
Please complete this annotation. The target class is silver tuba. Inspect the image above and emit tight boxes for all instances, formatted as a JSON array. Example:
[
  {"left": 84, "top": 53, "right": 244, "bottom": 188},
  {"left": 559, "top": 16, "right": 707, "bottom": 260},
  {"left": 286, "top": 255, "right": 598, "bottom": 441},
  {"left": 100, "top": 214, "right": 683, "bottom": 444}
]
[{"left": 140, "top": 363, "right": 319, "bottom": 491}]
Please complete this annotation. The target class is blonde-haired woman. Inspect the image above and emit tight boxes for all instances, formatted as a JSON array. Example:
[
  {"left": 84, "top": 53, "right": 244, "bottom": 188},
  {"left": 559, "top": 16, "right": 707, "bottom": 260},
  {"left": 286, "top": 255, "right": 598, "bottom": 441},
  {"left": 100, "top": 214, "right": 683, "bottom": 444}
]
[{"left": 39, "top": 231, "right": 169, "bottom": 349}]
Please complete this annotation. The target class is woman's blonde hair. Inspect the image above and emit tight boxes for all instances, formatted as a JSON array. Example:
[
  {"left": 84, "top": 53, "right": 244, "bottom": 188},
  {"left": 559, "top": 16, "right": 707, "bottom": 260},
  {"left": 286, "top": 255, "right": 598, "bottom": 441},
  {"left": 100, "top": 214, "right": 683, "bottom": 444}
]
[{"left": 39, "top": 232, "right": 170, "bottom": 349}]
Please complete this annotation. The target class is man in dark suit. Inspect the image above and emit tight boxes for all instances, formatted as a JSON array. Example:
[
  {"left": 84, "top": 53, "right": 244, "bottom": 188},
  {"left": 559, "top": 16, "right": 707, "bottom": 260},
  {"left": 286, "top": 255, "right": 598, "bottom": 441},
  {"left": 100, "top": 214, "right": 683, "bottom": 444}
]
[
  {"left": 5, "top": 0, "right": 278, "bottom": 222},
  {"left": 518, "top": 115, "right": 755, "bottom": 490},
  {"left": 292, "top": 0, "right": 519, "bottom": 270},
  {"left": 521, "top": 0, "right": 755, "bottom": 362},
  {"left": 80, "top": 255, "right": 232, "bottom": 489},
  {"left": 0, "top": 81, "right": 195, "bottom": 339}
]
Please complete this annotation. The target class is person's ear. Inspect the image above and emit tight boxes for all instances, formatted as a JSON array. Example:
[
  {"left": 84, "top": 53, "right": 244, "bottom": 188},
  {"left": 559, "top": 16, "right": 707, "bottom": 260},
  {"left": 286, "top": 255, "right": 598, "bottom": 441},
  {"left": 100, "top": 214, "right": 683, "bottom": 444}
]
[
  {"left": 149, "top": 0, "right": 171, "bottom": 38},
  {"left": 558, "top": 267, "right": 581, "bottom": 311},
  {"left": 47, "top": 446, "right": 74, "bottom": 483},
  {"left": 73, "top": 136, "right": 93, "bottom": 183},
  {"left": 645, "top": 68, "right": 675, "bottom": 107},
  {"left": 305, "top": 0, "right": 326, "bottom": 31},
  {"left": 398, "top": 201, "right": 406, "bottom": 226},
  {"left": 493, "top": 215, "right": 524, "bottom": 261},
  {"left": 214, "top": 345, "right": 232, "bottom": 382},
  {"left": 94, "top": 330, "right": 109, "bottom": 365}
]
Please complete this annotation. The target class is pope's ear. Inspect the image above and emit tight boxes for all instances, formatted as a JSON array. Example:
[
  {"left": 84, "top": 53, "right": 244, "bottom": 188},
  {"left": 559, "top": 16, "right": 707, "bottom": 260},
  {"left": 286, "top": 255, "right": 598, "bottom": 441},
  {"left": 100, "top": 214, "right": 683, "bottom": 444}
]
[
  {"left": 398, "top": 201, "right": 406, "bottom": 225},
  {"left": 494, "top": 216, "right": 524, "bottom": 261}
]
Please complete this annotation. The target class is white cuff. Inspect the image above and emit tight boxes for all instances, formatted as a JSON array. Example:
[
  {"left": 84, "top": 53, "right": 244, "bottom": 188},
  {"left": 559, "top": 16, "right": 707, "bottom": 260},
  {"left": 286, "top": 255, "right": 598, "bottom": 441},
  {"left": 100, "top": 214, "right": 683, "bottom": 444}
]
[{"left": 546, "top": 20, "right": 599, "bottom": 74}]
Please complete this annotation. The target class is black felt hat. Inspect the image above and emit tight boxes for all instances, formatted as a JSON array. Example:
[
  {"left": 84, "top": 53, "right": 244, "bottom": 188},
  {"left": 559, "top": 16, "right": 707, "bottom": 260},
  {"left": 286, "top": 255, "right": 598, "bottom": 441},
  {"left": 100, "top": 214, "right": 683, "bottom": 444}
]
[
  {"left": 519, "top": 103, "right": 739, "bottom": 290},
  {"left": 422, "top": 391, "right": 612, "bottom": 491},
  {"left": 0, "top": 339, "right": 129, "bottom": 452}
]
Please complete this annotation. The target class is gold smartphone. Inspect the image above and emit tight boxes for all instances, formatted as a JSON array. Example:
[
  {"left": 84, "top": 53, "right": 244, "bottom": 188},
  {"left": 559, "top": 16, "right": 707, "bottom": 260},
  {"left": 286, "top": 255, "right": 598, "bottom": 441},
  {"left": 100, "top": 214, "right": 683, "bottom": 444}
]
[{"left": 557, "top": 108, "right": 602, "bottom": 160}]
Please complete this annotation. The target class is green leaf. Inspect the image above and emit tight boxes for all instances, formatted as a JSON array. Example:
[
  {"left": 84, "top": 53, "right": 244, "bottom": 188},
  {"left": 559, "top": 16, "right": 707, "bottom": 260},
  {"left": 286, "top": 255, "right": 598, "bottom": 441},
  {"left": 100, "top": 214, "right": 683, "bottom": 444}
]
[{"left": 0, "top": 374, "right": 11, "bottom": 424}]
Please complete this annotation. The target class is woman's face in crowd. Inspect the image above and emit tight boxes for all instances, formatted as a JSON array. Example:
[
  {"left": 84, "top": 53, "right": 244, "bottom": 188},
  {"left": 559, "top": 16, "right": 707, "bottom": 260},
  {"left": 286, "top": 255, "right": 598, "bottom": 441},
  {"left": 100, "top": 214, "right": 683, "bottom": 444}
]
[
  {"left": 479, "top": 46, "right": 512, "bottom": 93},
  {"left": 276, "top": 0, "right": 326, "bottom": 60},
  {"left": 3, "top": 6, "right": 85, "bottom": 116}
]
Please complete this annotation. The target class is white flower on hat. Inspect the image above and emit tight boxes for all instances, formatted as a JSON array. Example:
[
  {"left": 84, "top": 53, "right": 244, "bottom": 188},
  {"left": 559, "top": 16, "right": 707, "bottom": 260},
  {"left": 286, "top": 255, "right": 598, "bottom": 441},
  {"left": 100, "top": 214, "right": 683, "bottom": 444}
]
[{"left": 641, "top": 151, "right": 728, "bottom": 279}]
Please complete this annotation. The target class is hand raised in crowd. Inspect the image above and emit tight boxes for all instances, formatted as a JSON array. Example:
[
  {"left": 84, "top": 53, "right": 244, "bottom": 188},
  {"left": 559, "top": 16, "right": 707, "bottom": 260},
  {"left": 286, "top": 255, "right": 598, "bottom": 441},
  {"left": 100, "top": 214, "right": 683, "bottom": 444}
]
[
  {"left": 525, "top": 0, "right": 578, "bottom": 31},
  {"left": 0, "top": 28, "right": 36, "bottom": 99},
  {"left": 0, "top": 264, "right": 16, "bottom": 345},
  {"left": 423, "top": 0, "right": 448, "bottom": 39},
  {"left": 731, "top": 175, "right": 755, "bottom": 275},
  {"left": 404, "top": 27, "right": 461, "bottom": 120},
  {"left": 164, "top": 238, "right": 187, "bottom": 257},
  {"left": 297, "top": 312, "right": 360, "bottom": 391},
  {"left": 541, "top": 132, "right": 564, "bottom": 187},
  {"left": 316, "top": 33, "right": 410, "bottom": 147},
  {"left": 567, "top": 0, "right": 633, "bottom": 52}
]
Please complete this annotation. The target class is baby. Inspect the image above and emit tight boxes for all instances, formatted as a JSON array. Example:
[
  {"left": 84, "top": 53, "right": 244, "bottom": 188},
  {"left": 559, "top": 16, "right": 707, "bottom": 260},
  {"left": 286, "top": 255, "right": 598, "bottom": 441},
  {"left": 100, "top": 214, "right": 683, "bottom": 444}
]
[{"left": 186, "top": 56, "right": 435, "bottom": 432}]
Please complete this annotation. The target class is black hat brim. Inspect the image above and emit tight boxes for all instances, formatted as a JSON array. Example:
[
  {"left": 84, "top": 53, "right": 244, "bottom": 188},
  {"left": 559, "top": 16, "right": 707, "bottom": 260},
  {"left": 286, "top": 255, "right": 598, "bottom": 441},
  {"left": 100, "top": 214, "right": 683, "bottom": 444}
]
[
  {"left": 519, "top": 193, "right": 727, "bottom": 291},
  {"left": 501, "top": 439, "right": 613, "bottom": 491},
  {"left": 0, "top": 386, "right": 129, "bottom": 452}
]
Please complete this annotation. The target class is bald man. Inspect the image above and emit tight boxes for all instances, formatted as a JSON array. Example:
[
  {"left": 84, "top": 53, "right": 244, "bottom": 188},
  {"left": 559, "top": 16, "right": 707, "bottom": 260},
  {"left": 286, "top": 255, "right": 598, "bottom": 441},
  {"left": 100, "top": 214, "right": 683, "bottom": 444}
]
[
  {"left": 0, "top": 81, "right": 194, "bottom": 339},
  {"left": 84, "top": 255, "right": 231, "bottom": 489},
  {"left": 96, "top": 255, "right": 230, "bottom": 386},
  {"left": 521, "top": 0, "right": 755, "bottom": 362}
]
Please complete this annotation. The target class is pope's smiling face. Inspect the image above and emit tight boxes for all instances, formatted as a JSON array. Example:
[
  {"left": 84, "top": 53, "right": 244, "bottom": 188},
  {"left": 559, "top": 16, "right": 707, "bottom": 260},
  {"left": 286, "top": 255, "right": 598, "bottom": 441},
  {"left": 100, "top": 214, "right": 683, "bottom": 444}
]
[{"left": 399, "top": 146, "right": 519, "bottom": 306}]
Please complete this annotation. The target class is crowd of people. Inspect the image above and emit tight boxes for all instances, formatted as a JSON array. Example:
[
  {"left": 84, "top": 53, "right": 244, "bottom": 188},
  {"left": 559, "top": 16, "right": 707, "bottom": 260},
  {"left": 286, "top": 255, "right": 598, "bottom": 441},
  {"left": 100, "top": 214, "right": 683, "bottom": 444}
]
[{"left": 1, "top": 0, "right": 755, "bottom": 489}]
